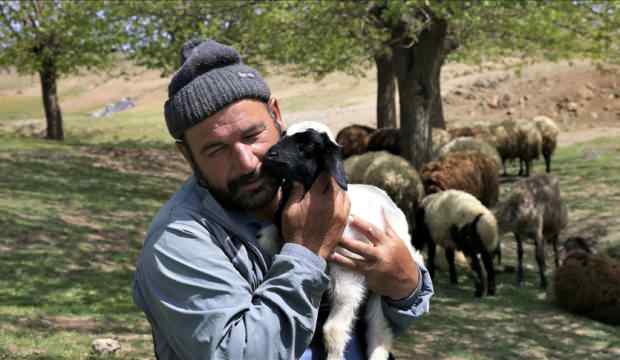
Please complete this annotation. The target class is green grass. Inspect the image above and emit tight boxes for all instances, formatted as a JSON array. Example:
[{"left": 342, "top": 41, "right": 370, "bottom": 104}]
[{"left": 0, "top": 132, "right": 618, "bottom": 359}]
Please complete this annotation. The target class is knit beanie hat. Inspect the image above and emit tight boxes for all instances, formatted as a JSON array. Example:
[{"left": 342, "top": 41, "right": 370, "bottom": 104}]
[{"left": 164, "top": 39, "right": 271, "bottom": 140}]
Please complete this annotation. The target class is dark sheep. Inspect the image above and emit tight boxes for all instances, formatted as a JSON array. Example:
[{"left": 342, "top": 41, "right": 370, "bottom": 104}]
[
  {"left": 335, "top": 124, "right": 376, "bottom": 159},
  {"left": 367, "top": 127, "right": 401, "bottom": 155}
]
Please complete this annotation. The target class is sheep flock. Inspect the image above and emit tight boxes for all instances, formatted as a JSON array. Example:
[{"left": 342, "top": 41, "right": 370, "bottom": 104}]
[{"left": 335, "top": 115, "right": 618, "bottom": 325}]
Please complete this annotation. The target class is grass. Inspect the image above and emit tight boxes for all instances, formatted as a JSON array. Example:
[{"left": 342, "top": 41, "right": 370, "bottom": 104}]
[{"left": 0, "top": 131, "right": 618, "bottom": 359}]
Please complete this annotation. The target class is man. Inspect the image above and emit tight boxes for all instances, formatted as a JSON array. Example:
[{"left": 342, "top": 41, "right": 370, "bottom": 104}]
[{"left": 132, "top": 39, "right": 433, "bottom": 360}]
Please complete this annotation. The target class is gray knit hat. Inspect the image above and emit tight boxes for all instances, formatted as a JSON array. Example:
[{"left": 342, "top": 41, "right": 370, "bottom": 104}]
[{"left": 164, "top": 39, "right": 271, "bottom": 140}]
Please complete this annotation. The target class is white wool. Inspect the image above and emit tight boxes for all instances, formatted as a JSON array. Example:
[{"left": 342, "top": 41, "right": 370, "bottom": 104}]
[
  {"left": 286, "top": 121, "right": 337, "bottom": 144},
  {"left": 421, "top": 189, "right": 498, "bottom": 251},
  {"left": 258, "top": 183, "right": 424, "bottom": 360}
]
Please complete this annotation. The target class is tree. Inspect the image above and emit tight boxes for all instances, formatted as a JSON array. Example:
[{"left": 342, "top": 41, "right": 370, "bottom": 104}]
[
  {"left": 0, "top": 0, "right": 123, "bottom": 140},
  {"left": 249, "top": 0, "right": 619, "bottom": 168}
]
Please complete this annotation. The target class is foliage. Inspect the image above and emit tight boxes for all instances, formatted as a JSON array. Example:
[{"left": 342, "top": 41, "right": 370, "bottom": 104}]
[{"left": 0, "top": 0, "right": 123, "bottom": 75}]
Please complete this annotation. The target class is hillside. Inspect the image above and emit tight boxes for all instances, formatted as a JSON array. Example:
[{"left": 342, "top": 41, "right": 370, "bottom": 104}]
[{"left": 1, "top": 59, "right": 619, "bottom": 144}]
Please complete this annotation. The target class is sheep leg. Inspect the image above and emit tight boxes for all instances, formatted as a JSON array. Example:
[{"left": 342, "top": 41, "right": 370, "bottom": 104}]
[
  {"left": 323, "top": 265, "right": 366, "bottom": 360},
  {"left": 427, "top": 239, "right": 437, "bottom": 280},
  {"left": 365, "top": 295, "right": 393, "bottom": 360},
  {"left": 518, "top": 159, "right": 524, "bottom": 176},
  {"left": 445, "top": 247, "right": 458, "bottom": 284},
  {"left": 468, "top": 254, "right": 485, "bottom": 297},
  {"left": 551, "top": 234, "right": 560, "bottom": 268},
  {"left": 494, "top": 242, "right": 502, "bottom": 266},
  {"left": 516, "top": 233, "right": 525, "bottom": 287},
  {"left": 501, "top": 158, "right": 508, "bottom": 176},
  {"left": 525, "top": 160, "right": 531, "bottom": 177},
  {"left": 545, "top": 153, "right": 551, "bottom": 173},
  {"left": 534, "top": 231, "right": 547, "bottom": 289},
  {"left": 480, "top": 248, "right": 496, "bottom": 296}
]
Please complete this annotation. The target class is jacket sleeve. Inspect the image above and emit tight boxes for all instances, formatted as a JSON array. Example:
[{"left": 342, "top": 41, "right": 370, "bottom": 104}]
[
  {"left": 380, "top": 257, "right": 434, "bottom": 335},
  {"left": 134, "top": 221, "right": 330, "bottom": 360}
]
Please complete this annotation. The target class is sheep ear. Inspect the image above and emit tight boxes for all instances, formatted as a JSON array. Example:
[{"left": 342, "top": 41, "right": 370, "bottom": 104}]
[
  {"left": 322, "top": 133, "right": 348, "bottom": 191},
  {"left": 472, "top": 213, "right": 483, "bottom": 229}
]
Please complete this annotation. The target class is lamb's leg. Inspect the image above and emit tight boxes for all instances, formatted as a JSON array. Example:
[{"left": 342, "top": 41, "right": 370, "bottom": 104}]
[
  {"left": 481, "top": 248, "right": 496, "bottom": 296},
  {"left": 445, "top": 247, "right": 458, "bottom": 284},
  {"left": 501, "top": 158, "right": 508, "bottom": 176},
  {"left": 518, "top": 159, "right": 524, "bottom": 176},
  {"left": 323, "top": 264, "right": 366, "bottom": 360},
  {"left": 534, "top": 229, "right": 547, "bottom": 289},
  {"left": 525, "top": 160, "right": 531, "bottom": 177},
  {"left": 468, "top": 254, "right": 485, "bottom": 297},
  {"left": 365, "top": 294, "right": 392, "bottom": 360},
  {"left": 516, "top": 233, "right": 525, "bottom": 287}
]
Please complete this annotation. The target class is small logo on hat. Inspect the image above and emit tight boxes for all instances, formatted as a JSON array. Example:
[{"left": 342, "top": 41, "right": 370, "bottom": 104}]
[{"left": 237, "top": 72, "right": 255, "bottom": 79}]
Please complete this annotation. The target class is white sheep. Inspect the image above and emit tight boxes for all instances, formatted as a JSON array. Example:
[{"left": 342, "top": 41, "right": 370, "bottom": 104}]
[
  {"left": 533, "top": 115, "right": 560, "bottom": 173},
  {"left": 416, "top": 190, "right": 499, "bottom": 297},
  {"left": 259, "top": 121, "right": 426, "bottom": 360}
]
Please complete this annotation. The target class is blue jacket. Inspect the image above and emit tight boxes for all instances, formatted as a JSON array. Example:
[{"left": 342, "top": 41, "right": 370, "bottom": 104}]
[{"left": 133, "top": 175, "right": 433, "bottom": 360}]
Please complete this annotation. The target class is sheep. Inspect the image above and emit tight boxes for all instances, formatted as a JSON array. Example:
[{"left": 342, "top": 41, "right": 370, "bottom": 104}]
[
  {"left": 367, "top": 127, "right": 401, "bottom": 155},
  {"left": 533, "top": 115, "right": 560, "bottom": 173},
  {"left": 416, "top": 190, "right": 499, "bottom": 297},
  {"left": 421, "top": 151, "right": 500, "bottom": 208},
  {"left": 550, "top": 237, "right": 620, "bottom": 325},
  {"left": 436, "top": 136, "right": 502, "bottom": 169},
  {"left": 493, "top": 174, "right": 567, "bottom": 289},
  {"left": 344, "top": 150, "right": 426, "bottom": 238},
  {"left": 515, "top": 120, "right": 542, "bottom": 177},
  {"left": 259, "top": 121, "right": 425, "bottom": 360},
  {"left": 487, "top": 119, "right": 542, "bottom": 177},
  {"left": 335, "top": 124, "right": 376, "bottom": 159},
  {"left": 367, "top": 127, "right": 454, "bottom": 159}
]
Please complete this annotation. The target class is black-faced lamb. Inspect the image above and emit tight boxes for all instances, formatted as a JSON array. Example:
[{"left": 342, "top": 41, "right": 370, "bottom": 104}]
[
  {"left": 493, "top": 174, "right": 567, "bottom": 289},
  {"left": 259, "top": 121, "right": 425, "bottom": 360},
  {"left": 366, "top": 127, "right": 401, "bottom": 155},
  {"left": 335, "top": 124, "right": 376, "bottom": 159},
  {"left": 416, "top": 190, "right": 499, "bottom": 297},
  {"left": 550, "top": 236, "right": 620, "bottom": 325},
  {"left": 533, "top": 115, "right": 560, "bottom": 173},
  {"left": 421, "top": 151, "right": 500, "bottom": 208}
]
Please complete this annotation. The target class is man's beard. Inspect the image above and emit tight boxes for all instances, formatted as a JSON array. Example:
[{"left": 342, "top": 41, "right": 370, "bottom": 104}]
[{"left": 204, "top": 169, "right": 281, "bottom": 211}]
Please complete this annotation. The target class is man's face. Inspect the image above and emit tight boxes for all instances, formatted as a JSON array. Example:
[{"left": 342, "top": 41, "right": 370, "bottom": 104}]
[{"left": 181, "top": 99, "right": 284, "bottom": 211}]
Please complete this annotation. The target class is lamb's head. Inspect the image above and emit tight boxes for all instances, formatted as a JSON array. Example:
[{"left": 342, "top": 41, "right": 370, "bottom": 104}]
[
  {"left": 450, "top": 213, "right": 484, "bottom": 254},
  {"left": 262, "top": 122, "right": 348, "bottom": 192}
]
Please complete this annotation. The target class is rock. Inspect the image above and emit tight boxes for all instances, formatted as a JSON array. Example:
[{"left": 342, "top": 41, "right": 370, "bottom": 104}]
[
  {"left": 488, "top": 95, "right": 500, "bottom": 108},
  {"left": 92, "top": 338, "right": 121, "bottom": 354},
  {"left": 567, "top": 102, "right": 579, "bottom": 112},
  {"left": 578, "top": 87, "right": 595, "bottom": 100},
  {"left": 591, "top": 112, "right": 599, "bottom": 119},
  {"left": 603, "top": 106, "right": 610, "bottom": 111}
]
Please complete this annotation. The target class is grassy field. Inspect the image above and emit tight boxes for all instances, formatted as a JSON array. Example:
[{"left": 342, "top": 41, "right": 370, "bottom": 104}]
[{"left": 0, "top": 129, "right": 618, "bottom": 359}]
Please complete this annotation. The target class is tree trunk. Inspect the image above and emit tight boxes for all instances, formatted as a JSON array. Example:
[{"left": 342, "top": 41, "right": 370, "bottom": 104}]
[
  {"left": 374, "top": 52, "right": 397, "bottom": 129},
  {"left": 393, "top": 17, "right": 447, "bottom": 169},
  {"left": 39, "top": 58, "right": 64, "bottom": 141},
  {"left": 430, "top": 66, "right": 445, "bottom": 129}
]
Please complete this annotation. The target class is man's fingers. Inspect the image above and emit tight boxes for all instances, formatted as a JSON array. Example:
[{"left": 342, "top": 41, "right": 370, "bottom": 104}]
[
  {"left": 339, "top": 236, "right": 378, "bottom": 261},
  {"left": 348, "top": 215, "right": 382, "bottom": 245},
  {"left": 330, "top": 252, "right": 368, "bottom": 272},
  {"left": 381, "top": 208, "right": 397, "bottom": 238}
]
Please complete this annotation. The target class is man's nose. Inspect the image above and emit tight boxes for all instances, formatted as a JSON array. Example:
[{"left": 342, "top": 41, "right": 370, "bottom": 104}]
[{"left": 234, "top": 143, "right": 259, "bottom": 172}]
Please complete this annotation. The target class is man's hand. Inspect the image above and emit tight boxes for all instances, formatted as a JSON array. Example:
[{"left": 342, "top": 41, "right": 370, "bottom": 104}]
[
  {"left": 281, "top": 174, "right": 351, "bottom": 259},
  {"left": 329, "top": 211, "right": 420, "bottom": 300}
]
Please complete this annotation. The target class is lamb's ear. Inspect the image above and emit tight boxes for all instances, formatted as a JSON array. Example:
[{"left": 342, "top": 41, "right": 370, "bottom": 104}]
[{"left": 321, "top": 133, "right": 348, "bottom": 191}]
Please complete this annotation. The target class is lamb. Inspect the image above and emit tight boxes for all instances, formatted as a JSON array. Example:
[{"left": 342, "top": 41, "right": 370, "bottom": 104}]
[
  {"left": 416, "top": 190, "right": 499, "bottom": 297},
  {"left": 493, "top": 174, "right": 568, "bottom": 289},
  {"left": 335, "top": 124, "right": 376, "bottom": 159},
  {"left": 488, "top": 119, "right": 542, "bottom": 176},
  {"left": 435, "top": 136, "right": 502, "bottom": 170},
  {"left": 259, "top": 121, "right": 425, "bottom": 360},
  {"left": 533, "top": 115, "right": 560, "bottom": 173},
  {"left": 550, "top": 237, "right": 620, "bottom": 325},
  {"left": 344, "top": 150, "right": 426, "bottom": 237},
  {"left": 421, "top": 151, "right": 500, "bottom": 208}
]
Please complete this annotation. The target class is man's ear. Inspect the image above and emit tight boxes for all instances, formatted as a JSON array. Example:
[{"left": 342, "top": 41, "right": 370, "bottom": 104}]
[
  {"left": 176, "top": 142, "right": 191, "bottom": 163},
  {"left": 322, "top": 133, "right": 348, "bottom": 191},
  {"left": 267, "top": 97, "right": 285, "bottom": 134}
]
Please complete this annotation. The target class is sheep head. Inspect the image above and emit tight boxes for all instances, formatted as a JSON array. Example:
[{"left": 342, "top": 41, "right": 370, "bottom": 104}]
[{"left": 263, "top": 123, "right": 348, "bottom": 193}]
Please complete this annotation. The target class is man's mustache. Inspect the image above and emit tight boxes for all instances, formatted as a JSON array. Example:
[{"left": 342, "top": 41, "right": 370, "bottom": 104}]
[{"left": 229, "top": 169, "right": 264, "bottom": 192}]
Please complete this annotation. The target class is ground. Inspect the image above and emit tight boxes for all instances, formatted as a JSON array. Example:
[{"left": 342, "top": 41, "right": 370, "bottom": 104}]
[{"left": 0, "top": 59, "right": 619, "bottom": 359}]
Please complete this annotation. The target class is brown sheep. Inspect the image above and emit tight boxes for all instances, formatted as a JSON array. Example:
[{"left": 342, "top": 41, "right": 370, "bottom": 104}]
[
  {"left": 421, "top": 151, "right": 500, "bottom": 207},
  {"left": 551, "top": 237, "right": 620, "bottom": 325},
  {"left": 335, "top": 124, "right": 375, "bottom": 159}
]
